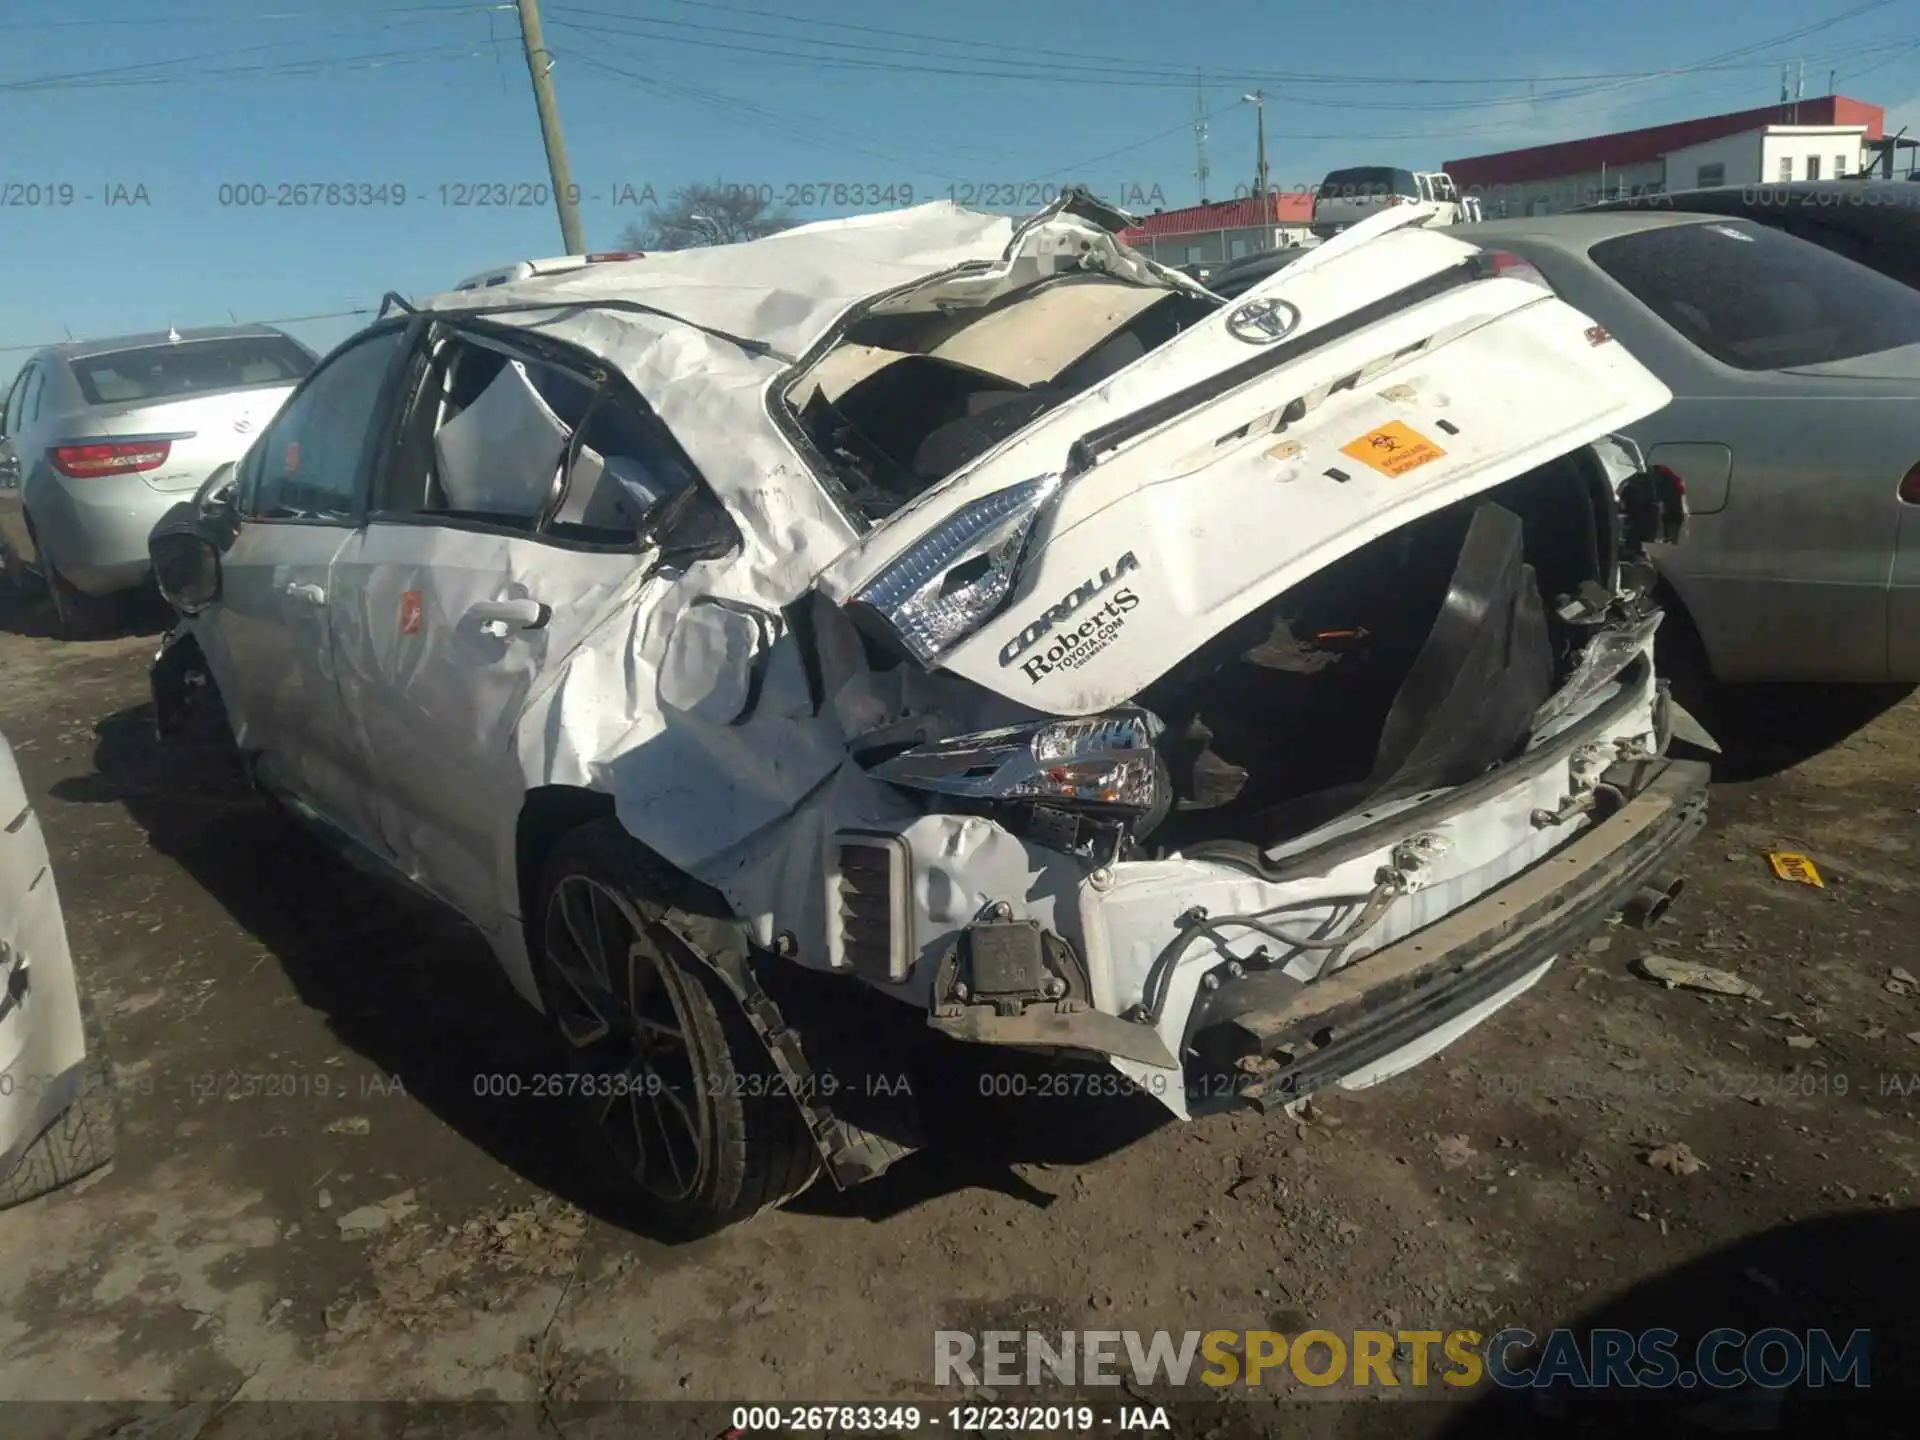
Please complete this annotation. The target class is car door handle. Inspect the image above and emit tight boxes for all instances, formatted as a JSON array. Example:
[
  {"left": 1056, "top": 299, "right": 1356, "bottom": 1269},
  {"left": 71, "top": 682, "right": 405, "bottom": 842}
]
[
  {"left": 466, "top": 598, "right": 551, "bottom": 632},
  {"left": 284, "top": 582, "right": 327, "bottom": 605}
]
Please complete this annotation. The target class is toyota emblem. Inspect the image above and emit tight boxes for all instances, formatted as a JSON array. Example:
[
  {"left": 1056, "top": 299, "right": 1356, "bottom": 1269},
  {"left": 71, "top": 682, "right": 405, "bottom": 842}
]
[
  {"left": 1225, "top": 297, "right": 1301, "bottom": 345},
  {"left": 233, "top": 417, "right": 253, "bottom": 435}
]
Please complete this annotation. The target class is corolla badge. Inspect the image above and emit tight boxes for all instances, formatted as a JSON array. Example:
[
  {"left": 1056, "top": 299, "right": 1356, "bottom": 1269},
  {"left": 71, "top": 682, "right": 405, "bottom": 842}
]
[{"left": 1225, "top": 296, "right": 1302, "bottom": 345}]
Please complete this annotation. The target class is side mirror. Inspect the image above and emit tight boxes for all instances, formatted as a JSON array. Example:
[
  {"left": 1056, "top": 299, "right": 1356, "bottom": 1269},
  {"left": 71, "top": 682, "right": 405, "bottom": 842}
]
[
  {"left": 642, "top": 482, "right": 741, "bottom": 576},
  {"left": 149, "top": 500, "right": 226, "bottom": 616}
]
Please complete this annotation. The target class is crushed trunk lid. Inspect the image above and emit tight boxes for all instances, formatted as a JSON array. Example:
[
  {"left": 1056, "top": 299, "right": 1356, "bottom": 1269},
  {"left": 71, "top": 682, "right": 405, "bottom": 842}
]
[{"left": 816, "top": 212, "right": 1673, "bottom": 714}]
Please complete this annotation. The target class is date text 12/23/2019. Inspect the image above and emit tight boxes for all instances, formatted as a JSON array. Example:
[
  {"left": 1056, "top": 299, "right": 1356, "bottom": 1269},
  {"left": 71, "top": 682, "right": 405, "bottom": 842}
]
[
  {"left": 727, "top": 1404, "right": 1171, "bottom": 1432},
  {"left": 201, "top": 181, "right": 1174, "bottom": 211}
]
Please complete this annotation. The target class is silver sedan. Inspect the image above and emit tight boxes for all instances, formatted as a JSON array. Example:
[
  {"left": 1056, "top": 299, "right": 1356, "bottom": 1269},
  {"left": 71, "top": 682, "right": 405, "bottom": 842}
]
[
  {"left": 1442, "top": 212, "right": 1920, "bottom": 695},
  {"left": 0, "top": 325, "right": 314, "bottom": 637}
]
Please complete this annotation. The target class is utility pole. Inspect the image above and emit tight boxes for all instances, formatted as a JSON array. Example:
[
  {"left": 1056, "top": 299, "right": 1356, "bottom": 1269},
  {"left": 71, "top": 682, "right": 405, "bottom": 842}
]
[
  {"left": 515, "top": 0, "right": 586, "bottom": 255},
  {"left": 1243, "top": 90, "right": 1269, "bottom": 200},
  {"left": 1194, "top": 72, "right": 1211, "bottom": 205}
]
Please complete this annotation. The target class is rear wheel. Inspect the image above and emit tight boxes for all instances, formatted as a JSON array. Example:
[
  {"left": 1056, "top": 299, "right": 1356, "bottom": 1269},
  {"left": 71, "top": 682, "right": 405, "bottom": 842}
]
[
  {"left": 1654, "top": 594, "right": 1725, "bottom": 749},
  {"left": 0, "top": 996, "right": 121, "bottom": 1211},
  {"left": 532, "top": 821, "right": 819, "bottom": 1238}
]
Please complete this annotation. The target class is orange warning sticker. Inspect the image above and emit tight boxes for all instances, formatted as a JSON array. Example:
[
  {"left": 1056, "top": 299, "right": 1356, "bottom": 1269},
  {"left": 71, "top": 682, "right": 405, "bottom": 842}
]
[{"left": 1340, "top": 421, "right": 1446, "bottom": 478}]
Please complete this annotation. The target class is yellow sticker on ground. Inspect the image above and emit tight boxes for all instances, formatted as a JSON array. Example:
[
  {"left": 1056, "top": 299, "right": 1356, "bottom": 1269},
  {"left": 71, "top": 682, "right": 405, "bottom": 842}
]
[
  {"left": 1767, "top": 851, "right": 1825, "bottom": 888},
  {"left": 1341, "top": 420, "right": 1446, "bottom": 478}
]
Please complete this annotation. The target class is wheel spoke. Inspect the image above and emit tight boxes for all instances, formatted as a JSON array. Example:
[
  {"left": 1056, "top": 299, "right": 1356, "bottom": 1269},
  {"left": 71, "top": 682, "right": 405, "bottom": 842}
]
[
  {"left": 559, "top": 880, "right": 610, "bottom": 986},
  {"left": 543, "top": 872, "right": 715, "bottom": 1207}
]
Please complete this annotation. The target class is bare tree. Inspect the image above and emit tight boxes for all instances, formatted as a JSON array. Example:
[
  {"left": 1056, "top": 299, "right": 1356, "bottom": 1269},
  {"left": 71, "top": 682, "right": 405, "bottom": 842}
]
[{"left": 616, "top": 182, "right": 799, "bottom": 250}]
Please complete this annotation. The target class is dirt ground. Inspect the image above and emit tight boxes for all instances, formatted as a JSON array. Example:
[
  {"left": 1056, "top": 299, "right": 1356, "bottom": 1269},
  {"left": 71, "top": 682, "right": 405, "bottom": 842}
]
[{"left": 2, "top": 586, "right": 1917, "bottom": 1432}]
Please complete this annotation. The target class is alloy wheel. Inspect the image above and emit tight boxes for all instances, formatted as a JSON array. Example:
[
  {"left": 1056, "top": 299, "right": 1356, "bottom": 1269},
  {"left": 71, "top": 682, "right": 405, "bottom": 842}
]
[{"left": 542, "top": 874, "right": 710, "bottom": 1205}]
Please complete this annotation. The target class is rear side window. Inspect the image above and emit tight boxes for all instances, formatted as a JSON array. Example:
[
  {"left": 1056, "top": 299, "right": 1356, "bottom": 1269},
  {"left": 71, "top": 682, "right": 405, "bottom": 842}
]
[
  {"left": 1590, "top": 220, "right": 1920, "bottom": 369},
  {"left": 1318, "top": 168, "right": 1416, "bottom": 200},
  {"left": 69, "top": 335, "right": 315, "bottom": 406}
]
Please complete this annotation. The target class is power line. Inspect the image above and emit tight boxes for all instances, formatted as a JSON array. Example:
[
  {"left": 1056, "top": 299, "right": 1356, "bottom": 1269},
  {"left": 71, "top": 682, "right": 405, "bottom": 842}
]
[
  {"left": 5, "top": 44, "right": 489, "bottom": 93},
  {"left": 0, "top": 3, "right": 505, "bottom": 29},
  {"left": 1, "top": 306, "right": 374, "bottom": 356},
  {"left": 545, "top": 0, "right": 1906, "bottom": 96},
  {"left": 0, "top": 8, "right": 491, "bottom": 91}
]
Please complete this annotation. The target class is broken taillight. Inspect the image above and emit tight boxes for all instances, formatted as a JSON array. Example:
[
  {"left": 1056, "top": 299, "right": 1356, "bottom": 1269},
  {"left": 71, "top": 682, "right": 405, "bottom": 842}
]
[
  {"left": 1899, "top": 461, "right": 1920, "bottom": 505},
  {"left": 1477, "top": 249, "right": 1552, "bottom": 290}
]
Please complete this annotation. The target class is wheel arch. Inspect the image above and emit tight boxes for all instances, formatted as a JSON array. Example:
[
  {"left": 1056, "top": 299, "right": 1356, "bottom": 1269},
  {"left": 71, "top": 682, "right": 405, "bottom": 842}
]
[{"left": 513, "top": 785, "right": 742, "bottom": 950}]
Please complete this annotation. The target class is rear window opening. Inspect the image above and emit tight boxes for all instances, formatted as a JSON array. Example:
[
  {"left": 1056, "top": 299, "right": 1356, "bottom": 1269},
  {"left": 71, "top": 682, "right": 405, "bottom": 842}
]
[
  {"left": 69, "top": 334, "right": 314, "bottom": 406},
  {"left": 1137, "top": 453, "right": 1620, "bottom": 855},
  {"left": 1589, "top": 219, "right": 1920, "bottom": 370},
  {"left": 784, "top": 273, "right": 1215, "bottom": 523}
]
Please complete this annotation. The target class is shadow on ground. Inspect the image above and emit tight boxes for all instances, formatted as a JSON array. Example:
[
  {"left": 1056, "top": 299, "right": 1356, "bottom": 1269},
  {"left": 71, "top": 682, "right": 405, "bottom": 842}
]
[
  {"left": 1435, "top": 1206, "right": 1917, "bottom": 1437},
  {"left": 1699, "top": 681, "right": 1917, "bottom": 783},
  {"left": 0, "top": 579, "right": 174, "bottom": 642},
  {"left": 59, "top": 700, "right": 1167, "bottom": 1238}
]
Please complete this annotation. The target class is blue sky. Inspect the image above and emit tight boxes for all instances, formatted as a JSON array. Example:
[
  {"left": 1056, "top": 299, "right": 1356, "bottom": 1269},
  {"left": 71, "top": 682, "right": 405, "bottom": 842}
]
[{"left": 3, "top": 0, "right": 1917, "bottom": 385}]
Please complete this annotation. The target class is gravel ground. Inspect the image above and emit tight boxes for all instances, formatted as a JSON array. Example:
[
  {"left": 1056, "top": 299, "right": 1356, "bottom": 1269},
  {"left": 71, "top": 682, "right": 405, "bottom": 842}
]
[{"left": 1, "top": 586, "right": 1916, "bottom": 1435}]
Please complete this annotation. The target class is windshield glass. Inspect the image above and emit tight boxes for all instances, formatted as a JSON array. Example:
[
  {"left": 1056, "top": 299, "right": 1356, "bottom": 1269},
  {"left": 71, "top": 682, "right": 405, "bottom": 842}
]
[
  {"left": 1590, "top": 219, "right": 1920, "bottom": 369},
  {"left": 69, "top": 335, "right": 315, "bottom": 406}
]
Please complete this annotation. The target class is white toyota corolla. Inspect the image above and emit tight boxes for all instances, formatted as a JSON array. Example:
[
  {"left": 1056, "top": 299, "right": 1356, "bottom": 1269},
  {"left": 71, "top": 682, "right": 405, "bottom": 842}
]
[{"left": 149, "top": 192, "right": 1706, "bottom": 1236}]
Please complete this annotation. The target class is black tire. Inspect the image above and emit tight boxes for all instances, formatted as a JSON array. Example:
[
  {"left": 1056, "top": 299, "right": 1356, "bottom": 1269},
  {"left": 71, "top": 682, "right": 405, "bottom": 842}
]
[
  {"left": 1654, "top": 595, "right": 1727, "bottom": 750},
  {"left": 532, "top": 819, "right": 820, "bottom": 1238},
  {"left": 44, "top": 559, "right": 120, "bottom": 641},
  {"left": 0, "top": 995, "right": 121, "bottom": 1211}
]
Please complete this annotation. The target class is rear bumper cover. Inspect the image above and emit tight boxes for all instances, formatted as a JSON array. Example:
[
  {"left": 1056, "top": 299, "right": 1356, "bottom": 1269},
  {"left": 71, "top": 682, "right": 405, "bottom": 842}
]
[{"left": 1212, "top": 756, "right": 1710, "bottom": 1109}]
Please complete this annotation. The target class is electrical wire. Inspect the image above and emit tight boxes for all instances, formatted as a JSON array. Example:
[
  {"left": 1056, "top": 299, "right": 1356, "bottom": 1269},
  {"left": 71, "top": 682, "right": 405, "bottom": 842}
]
[
  {"left": 0, "top": 3, "right": 506, "bottom": 29},
  {"left": 541, "top": 0, "right": 1904, "bottom": 101},
  {"left": 0, "top": 8, "right": 492, "bottom": 91},
  {"left": 0, "top": 306, "right": 375, "bottom": 356},
  {"left": 547, "top": 0, "right": 1905, "bottom": 93}
]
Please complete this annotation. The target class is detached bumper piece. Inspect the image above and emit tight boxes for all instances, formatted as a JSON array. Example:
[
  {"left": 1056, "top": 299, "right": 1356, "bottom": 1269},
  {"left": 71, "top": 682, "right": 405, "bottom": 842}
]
[
  {"left": 1203, "top": 756, "right": 1710, "bottom": 1110},
  {"left": 928, "top": 917, "right": 1179, "bottom": 1070}
]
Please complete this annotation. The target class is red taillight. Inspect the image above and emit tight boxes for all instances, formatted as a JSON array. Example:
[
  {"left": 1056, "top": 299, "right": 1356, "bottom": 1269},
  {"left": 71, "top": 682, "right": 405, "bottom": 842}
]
[
  {"left": 50, "top": 440, "right": 172, "bottom": 478},
  {"left": 1900, "top": 462, "right": 1920, "bottom": 505},
  {"left": 1480, "top": 249, "right": 1551, "bottom": 289},
  {"left": 585, "top": 250, "right": 644, "bottom": 262}
]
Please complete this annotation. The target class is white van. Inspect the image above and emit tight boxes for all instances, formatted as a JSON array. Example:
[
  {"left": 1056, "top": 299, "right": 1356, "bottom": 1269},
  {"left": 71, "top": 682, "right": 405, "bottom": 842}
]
[{"left": 1312, "top": 169, "right": 1482, "bottom": 238}]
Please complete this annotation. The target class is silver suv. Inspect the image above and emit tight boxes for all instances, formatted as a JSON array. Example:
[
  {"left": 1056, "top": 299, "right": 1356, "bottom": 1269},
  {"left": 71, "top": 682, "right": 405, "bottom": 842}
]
[{"left": 0, "top": 325, "right": 314, "bottom": 636}]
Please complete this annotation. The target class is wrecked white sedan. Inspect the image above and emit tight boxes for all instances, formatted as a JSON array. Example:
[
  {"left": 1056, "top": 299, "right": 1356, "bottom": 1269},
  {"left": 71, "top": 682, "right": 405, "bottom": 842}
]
[{"left": 149, "top": 192, "right": 1705, "bottom": 1235}]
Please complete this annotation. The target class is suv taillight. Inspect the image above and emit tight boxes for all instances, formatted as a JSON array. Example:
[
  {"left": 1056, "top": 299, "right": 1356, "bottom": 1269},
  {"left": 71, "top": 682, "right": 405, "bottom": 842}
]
[
  {"left": 1900, "top": 461, "right": 1920, "bottom": 505},
  {"left": 50, "top": 440, "right": 172, "bottom": 478}
]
